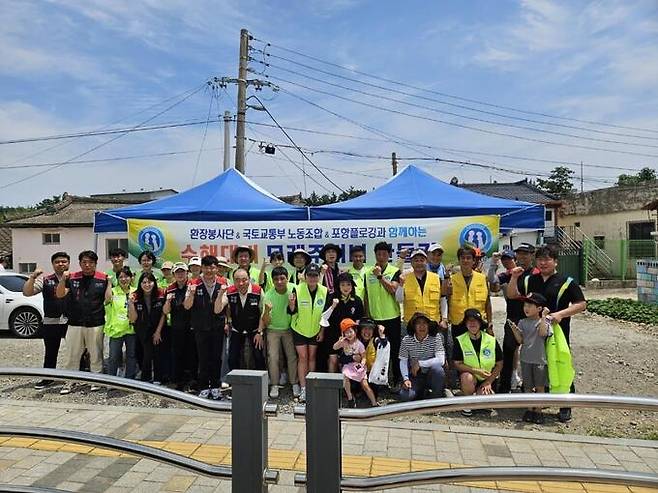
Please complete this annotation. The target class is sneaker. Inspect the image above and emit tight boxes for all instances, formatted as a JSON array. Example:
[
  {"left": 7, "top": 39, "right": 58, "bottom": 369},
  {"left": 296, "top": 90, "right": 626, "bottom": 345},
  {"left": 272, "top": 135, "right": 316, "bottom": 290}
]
[
  {"left": 210, "top": 388, "right": 222, "bottom": 400},
  {"left": 59, "top": 383, "right": 74, "bottom": 395},
  {"left": 198, "top": 389, "right": 210, "bottom": 399},
  {"left": 152, "top": 381, "right": 161, "bottom": 386},
  {"left": 34, "top": 379, "right": 53, "bottom": 390},
  {"left": 279, "top": 372, "right": 288, "bottom": 386},
  {"left": 444, "top": 388, "right": 454, "bottom": 398},
  {"left": 346, "top": 398, "right": 356, "bottom": 408},
  {"left": 298, "top": 387, "right": 306, "bottom": 403},
  {"left": 221, "top": 382, "right": 230, "bottom": 390},
  {"left": 533, "top": 411, "right": 545, "bottom": 425},
  {"left": 292, "top": 384, "right": 301, "bottom": 398},
  {"left": 558, "top": 408, "right": 572, "bottom": 423},
  {"left": 269, "top": 385, "right": 280, "bottom": 399},
  {"left": 89, "top": 385, "right": 101, "bottom": 392},
  {"left": 461, "top": 408, "right": 473, "bottom": 417},
  {"left": 523, "top": 410, "right": 535, "bottom": 423}
]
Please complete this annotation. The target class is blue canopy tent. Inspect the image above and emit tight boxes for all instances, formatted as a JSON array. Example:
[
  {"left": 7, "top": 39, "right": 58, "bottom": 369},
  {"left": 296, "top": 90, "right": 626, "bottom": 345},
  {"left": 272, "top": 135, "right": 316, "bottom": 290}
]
[
  {"left": 309, "top": 165, "right": 544, "bottom": 229},
  {"left": 94, "top": 168, "right": 308, "bottom": 233}
]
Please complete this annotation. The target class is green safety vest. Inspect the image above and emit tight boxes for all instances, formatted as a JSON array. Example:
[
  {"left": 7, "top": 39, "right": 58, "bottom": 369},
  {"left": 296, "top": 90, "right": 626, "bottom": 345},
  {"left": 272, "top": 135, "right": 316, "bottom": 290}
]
[
  {"left": 365, "top": 264, "right": 401, "bottom": 321},
  {"left": 105, "top": 269, "right": 121, "bottom": 287},
  {"left": 104, "top": 286, "right": 135, "bottom": 339},
  {"left": 545, "top": 321, "right": 575, "bottom": 393},
  {"left": 456, "top": 332, "right": 497, "bottom": 382},
  {"left": 348, "top": 265, "right": 367, "bottom": 301},
  {"left": 264, "top": 284, "right": 294, "bottom": 331},
  {"left": 292, "top": 283, "right": 327, "bottom": 338}
]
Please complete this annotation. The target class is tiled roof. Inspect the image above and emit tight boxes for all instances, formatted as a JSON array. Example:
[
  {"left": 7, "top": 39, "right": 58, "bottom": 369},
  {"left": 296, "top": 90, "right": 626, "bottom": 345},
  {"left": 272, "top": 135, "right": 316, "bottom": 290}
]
[
  {"left": 6, "top": 195, "right": 144, "bottom": 227},
  {"left": 459, "top": 180, "right": 561, "bottom": 205},
  {"left": 0, "top": 226, "right": 11, "bottom": 257}
]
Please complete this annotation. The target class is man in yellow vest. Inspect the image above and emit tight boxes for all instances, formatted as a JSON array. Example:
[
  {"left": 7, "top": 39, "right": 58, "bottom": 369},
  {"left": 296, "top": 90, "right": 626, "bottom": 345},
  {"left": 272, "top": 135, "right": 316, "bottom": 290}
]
[
  {"left": 364, "top": 241, "right": 402, "bottom": 386},
  {"left": 452, "top": 308, "right": 503, "bottom": 417},
  {"left": 448, "top": 245, "right": 493, "bottom": 343}
]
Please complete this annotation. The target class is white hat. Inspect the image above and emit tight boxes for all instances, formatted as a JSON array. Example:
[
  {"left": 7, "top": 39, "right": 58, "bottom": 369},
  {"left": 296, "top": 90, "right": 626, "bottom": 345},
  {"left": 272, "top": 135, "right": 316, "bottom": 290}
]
[
  {"left": 410, "top": 249, "right": 427, "bottom": 259},
  {"left": 188, "top": 256, "right": 202, "bottom": 267},
  {"left": 427, "top": 243, "right": 444, "bottom": 253},
  {"left": 161, "top": 261, "right": 174, "bottom": 270}
]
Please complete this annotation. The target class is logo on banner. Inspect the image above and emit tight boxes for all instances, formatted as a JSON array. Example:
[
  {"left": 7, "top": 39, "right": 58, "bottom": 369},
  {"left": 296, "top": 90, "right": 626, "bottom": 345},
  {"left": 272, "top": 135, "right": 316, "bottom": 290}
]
[
  {"left": 459, "top": 223, "right": 493, "bottom": 252},
  {"left": 137, "top": 227, "right": 165, "bottom": 256}
]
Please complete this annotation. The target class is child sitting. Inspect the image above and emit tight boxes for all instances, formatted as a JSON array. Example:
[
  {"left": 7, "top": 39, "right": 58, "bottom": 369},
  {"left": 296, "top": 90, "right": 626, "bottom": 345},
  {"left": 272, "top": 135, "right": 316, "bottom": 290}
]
[
  {"left": 509, "top": 292, "right": 552, "bottom": 424},
  {"left": 333, "top": 318, "right": 378, "bottom": 408}
]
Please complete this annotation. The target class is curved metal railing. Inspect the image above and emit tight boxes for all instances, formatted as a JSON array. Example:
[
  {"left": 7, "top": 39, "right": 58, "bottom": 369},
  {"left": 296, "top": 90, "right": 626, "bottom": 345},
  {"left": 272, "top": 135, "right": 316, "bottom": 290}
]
[
  {"left": 0, "top": 486, "right": 69, "bottom": 493},
  {"left": 0, "top": 367, "right": 277, "bottom": 416},
  {"left": 294, "top": 466, "right": 658, "bottom": 490}
]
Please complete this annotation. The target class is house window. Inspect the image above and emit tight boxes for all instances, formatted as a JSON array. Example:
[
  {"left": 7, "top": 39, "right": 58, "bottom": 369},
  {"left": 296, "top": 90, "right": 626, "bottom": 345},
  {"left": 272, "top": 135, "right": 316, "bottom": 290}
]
[
  {"left": 545, "top": 210, "right": 553, "bottom": 222},
  {"left": 593, "top": 235, "right": 605, "bottom": 249},
  {"left": 628, "top": 220, "right": 656, "bottom": 258},
  {"left": 42, "top": 233, "right": 60, "bottom": 245},
  {"left": 628, "top": 221, "right": 654, "bottom": 240},
  {"left": 106, "top": 238, "right": 129, "bottom": 260},
  {"left": 18, "top": 263, "right": 37, "bottom": 274},
  {"left": 574, "top": 222, "right": 581, "bottom": 228}
]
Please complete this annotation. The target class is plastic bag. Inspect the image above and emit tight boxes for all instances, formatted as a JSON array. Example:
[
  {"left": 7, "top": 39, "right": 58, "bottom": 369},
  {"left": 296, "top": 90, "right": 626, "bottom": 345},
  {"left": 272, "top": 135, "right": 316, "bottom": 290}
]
[{"left": 368, "top": 340, "right": 390, "bottom": 386}]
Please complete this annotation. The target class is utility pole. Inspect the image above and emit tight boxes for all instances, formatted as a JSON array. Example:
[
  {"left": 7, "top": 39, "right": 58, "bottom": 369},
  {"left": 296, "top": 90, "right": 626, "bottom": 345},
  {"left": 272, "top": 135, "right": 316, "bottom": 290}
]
[
  {"left": 223, "top": 111, "right": 232, "bottom": 171},
  {"left": 580, "top": 161, "right": 584, "bottom": 193},
  {"left": 391, "top": 152, "right": 398, "bottom": 176},
  {"left": 235, "top": 28, "right": 249, "bottom": 174}
]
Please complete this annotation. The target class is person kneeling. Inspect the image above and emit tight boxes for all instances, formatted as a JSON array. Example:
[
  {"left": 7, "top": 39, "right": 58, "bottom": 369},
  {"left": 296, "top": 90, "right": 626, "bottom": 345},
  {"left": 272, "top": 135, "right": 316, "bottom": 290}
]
[
  {"left": 399, "top": 312, "right": 446, "bottom": 401},
  {"left": 333, "top": 319, "right": 378, "bottom": 408},
  {"left": 453, "top": 309, "right": 503, "bottom": 416}
]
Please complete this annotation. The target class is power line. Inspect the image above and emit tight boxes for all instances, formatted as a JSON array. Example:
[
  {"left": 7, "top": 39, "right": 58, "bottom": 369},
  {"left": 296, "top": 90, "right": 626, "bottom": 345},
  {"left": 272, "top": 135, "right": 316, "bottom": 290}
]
[
  {"left": 0, "top": 84, "right": 206, "bottom": 190},
  {"left": 251, "top": 37, "right": 658, "bottom": 135},
  {"left": 191, "top": 91, "right": 217, "bottom": 186},
  {"left": 268, "top": 75, "right": 658, "bottom": 159},
  {"left": 253, "top": 55, "right": 658, "bottom": 144},
  {"left": 250, "top": 94, "right": 345, "bottom": 192}
]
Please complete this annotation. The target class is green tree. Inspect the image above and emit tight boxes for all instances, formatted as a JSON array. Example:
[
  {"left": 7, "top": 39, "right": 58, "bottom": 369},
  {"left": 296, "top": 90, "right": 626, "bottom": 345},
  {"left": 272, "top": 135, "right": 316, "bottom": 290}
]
[
  {"left": 35, "top": 195, "right": 63, "bottom": 209},
  {"left": 536, "top": 166, "right": 576, "bottom": 197},
  {"left": 303, "top": 187, "right": 366, "bottom": 206},
  {"left": 617, "top": 167, "right": 657, "bottom": 186}
]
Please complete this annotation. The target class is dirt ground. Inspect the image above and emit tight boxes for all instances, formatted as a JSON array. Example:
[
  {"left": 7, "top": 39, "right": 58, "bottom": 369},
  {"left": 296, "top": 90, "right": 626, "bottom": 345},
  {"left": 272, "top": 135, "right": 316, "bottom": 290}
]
[{"left": 0, "top": 288, "right": 655, "bottom": 440}]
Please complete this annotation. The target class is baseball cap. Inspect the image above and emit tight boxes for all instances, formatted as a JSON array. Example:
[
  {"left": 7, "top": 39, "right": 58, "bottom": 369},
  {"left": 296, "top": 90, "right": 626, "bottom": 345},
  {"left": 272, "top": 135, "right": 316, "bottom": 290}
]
[
  {"left": 173, "top": 262, "right": 188, "bottom": 272},
  {"left": 188, "top": 256, "right": 201, "bottom": 266},
  {"left": 501, "top": 250, "right": 516, "bottom": 259},
  {"left": 463, "top": 308, "right": 484, "bottom": 322},
  {"left": 514, "top": 243, "right": 536, "bottom": 253},
  {"left": 427, "top": 243, "right": 444, "bottom": 253},
  {"left": 340, "top": 318, "right": 358, "bottom": 333},
  {"left": 521, "top": 292, "right": 548, "bottom": 306},
  {"left": 305, "top": 263, "right": 321, "bottom": 276},
  {"left": 410, "top": 249, "right": 427, "bottom": 259},
  {"left": 217, "top": 256, "right": 231, "bottom": 269},
  {"left": 161, "top": 261, "right": 174, "bottom": 270}
]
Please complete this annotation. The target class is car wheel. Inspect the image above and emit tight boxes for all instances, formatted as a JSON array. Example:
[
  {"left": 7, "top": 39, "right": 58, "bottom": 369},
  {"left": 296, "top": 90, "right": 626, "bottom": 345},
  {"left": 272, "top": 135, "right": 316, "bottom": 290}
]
[{"left": 9, "top": 307, "right": 42, "bottom": 338}]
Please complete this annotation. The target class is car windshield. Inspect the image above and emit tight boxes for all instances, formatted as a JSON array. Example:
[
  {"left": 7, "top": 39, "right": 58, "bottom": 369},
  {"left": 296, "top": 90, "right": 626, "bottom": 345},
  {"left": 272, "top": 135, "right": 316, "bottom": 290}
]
[{"left": 0, "top": 275, "right": 27, "bottom": 292}]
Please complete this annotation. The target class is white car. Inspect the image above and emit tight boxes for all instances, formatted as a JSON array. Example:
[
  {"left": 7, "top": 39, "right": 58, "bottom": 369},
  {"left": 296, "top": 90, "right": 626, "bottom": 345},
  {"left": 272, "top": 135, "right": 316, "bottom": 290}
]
[{"left": 0, "top": 272, "right": 43, "bottom": 338}]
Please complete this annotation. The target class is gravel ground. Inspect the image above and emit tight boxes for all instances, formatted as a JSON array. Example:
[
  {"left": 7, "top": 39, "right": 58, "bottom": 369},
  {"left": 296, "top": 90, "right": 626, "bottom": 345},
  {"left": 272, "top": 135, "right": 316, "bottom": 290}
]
[{"left": 0, "top": 288, "right": 656, "bottom": 440}]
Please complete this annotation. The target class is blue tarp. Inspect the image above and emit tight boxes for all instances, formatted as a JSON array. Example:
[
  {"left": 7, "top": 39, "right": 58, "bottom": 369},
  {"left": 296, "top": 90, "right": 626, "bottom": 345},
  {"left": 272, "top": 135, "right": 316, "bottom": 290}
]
[
  {"left": 310, "top": 165, "right": 545, "bottom": 229},
  {"left": 94, "top": 168, "right": 308, "bottom": 233}
]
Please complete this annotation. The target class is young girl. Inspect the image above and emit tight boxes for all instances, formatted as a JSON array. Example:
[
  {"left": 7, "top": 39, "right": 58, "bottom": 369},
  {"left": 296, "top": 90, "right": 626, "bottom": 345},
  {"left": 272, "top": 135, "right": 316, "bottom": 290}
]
[
  {"left": 333, "top": 318, "right": 378, "bottom": 408},
  {"left": 128, "top": 272, "right": 166, "bottom": 383},
  {"left": 104, "top": 267, "right": 137, "bottom": 378}
]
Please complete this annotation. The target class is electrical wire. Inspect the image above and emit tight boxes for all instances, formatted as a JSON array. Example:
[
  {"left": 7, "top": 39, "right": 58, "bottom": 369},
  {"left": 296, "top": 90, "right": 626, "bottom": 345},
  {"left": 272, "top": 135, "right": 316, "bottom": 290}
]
[
  {"left": 191, "top": 91, "right": 217, "bottom": 186},
  {"left": 250, "top": 37, "right": 658, "bottom": 135}
]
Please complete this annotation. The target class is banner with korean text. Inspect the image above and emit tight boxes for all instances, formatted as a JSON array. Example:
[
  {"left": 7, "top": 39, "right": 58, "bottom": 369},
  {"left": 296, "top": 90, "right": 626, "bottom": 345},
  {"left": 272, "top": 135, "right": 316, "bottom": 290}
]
[{"left": 127, "top": 215, "right": 500, "bottom": 267}]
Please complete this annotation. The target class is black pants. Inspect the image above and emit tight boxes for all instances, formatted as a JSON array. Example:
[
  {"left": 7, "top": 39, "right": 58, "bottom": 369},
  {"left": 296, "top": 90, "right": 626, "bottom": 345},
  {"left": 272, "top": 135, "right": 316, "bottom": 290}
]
[
  {"left": 172, "top": 326, "right": 197, "bottom": 386},
  {"left": 375, "top": 317, "right": 402, "bottom": 383},
  {"left": 195, "top": 329, "right": 223, "bottom": 389},
  {"left": 135, "top": 327, "right": 161, "bottom": 382},
  {"left": 42, "top": 324, "right": 67, "bottom": 369},
  {"left": 229, "top": 331, "right": 266, "bottom": 371},
  {"left": 499, "top": 320, "right": 520, "bottom": 394}
]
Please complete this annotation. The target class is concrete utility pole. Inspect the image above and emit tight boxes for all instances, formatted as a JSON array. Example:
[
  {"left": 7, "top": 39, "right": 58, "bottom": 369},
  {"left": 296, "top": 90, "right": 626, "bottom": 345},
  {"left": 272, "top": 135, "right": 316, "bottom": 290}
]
[
  {"left": 580, "top": 161, "right": 584, "bottom": 193},
  {"left": 223, "top": 111, "right": 232, "bottom": 171},
  {"left": 235, "top": 28, "right": 249, "bottom": 174},
  {"left": 391, "top": 152, "right": 398, "bottom": 175}
]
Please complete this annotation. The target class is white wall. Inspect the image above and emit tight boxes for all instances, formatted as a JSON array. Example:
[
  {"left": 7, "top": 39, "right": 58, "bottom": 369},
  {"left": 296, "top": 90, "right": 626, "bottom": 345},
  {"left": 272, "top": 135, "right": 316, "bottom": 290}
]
[{"left": 11, "top": 227, "right": 129, "bottom": 273}]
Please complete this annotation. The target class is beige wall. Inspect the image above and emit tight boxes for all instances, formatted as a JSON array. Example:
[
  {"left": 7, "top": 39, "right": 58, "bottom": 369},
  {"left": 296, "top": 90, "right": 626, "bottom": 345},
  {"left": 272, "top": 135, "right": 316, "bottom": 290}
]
[
  {"left": 560, "top": 209, "right": 656, "bottom": 239},
  {"left": 11, "top": 227, "right": 129, "bottom": 273}
]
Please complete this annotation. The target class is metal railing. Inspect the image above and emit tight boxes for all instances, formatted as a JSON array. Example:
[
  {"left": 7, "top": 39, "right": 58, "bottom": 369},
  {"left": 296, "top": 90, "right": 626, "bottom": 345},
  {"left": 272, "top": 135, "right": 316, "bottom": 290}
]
[
  {"left": 294, "top": 373, "right": 658, "bottom": 493},
  {"left": 0, "top": 368, "right": 279, "bottom": 492},
  {"left": 0, "top": 487, "right": 69, "bottom": 493}
]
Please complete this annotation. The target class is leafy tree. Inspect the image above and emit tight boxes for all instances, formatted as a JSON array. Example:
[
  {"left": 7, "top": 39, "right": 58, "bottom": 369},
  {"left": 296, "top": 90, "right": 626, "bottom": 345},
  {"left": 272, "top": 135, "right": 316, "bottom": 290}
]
[
  {"left": 35, "top": 195, "right": 63, "bottom": 209},
  {"left": 617, "top": 167, "right": 657, "bottom": 186},
  {"left": 304, "top": 187, "right": 366, "bottom": 206},
  {"left": 536, "top": 166, "right": 576, "bottom": 197}
]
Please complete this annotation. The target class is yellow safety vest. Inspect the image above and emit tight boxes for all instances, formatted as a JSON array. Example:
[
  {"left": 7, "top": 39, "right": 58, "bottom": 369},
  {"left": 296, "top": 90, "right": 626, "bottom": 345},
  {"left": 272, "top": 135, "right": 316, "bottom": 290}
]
[
  {"left": 402, "top": 271, "right": 441, "bottom": 324},
  {"left": 449, "top": 271, "right": 488, "bottom": 325},
  {"left": 457, "top": 331, "right": 496, "bottom": 381}
]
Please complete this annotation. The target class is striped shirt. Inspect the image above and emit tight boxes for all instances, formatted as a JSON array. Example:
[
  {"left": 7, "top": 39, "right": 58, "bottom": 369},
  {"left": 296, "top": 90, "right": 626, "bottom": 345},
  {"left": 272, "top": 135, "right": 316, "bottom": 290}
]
[{"left": 399, "top": 334, "right": 444, "bottom": 361}]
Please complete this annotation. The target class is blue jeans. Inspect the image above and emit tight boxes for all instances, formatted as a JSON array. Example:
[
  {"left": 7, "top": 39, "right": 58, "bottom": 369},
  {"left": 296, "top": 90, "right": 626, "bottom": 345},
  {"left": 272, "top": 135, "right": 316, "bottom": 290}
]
[
  {"left": 400, "top": 361, "right": 445, "bottom": 401},
  {"left": 109, "top": 334, "right": 137, "bottom": 379}
]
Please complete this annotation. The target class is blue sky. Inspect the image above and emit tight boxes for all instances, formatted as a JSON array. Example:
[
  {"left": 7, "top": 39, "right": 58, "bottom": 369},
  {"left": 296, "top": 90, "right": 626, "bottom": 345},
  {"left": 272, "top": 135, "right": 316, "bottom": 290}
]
[{"left": 1, "top": 0, "right": 657, "bottom": 205}]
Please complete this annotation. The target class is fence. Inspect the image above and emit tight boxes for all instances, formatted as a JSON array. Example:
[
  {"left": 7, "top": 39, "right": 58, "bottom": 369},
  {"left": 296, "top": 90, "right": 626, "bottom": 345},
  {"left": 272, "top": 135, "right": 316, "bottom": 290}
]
[
  {"left": 294, "top": 373, "right": 658, "bottom": 493},
  {"left": 584, "top": 239, "right": 658, "bottom": 280}
]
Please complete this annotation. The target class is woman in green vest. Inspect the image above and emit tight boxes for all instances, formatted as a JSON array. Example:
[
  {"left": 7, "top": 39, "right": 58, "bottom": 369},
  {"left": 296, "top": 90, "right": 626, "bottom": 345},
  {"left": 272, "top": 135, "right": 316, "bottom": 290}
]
[
  {"left": 104, "top": 267, "right": 137, "bottom": 379},
  {"left": 452, "top": 308, "right": 503, "bottom": 417}
]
